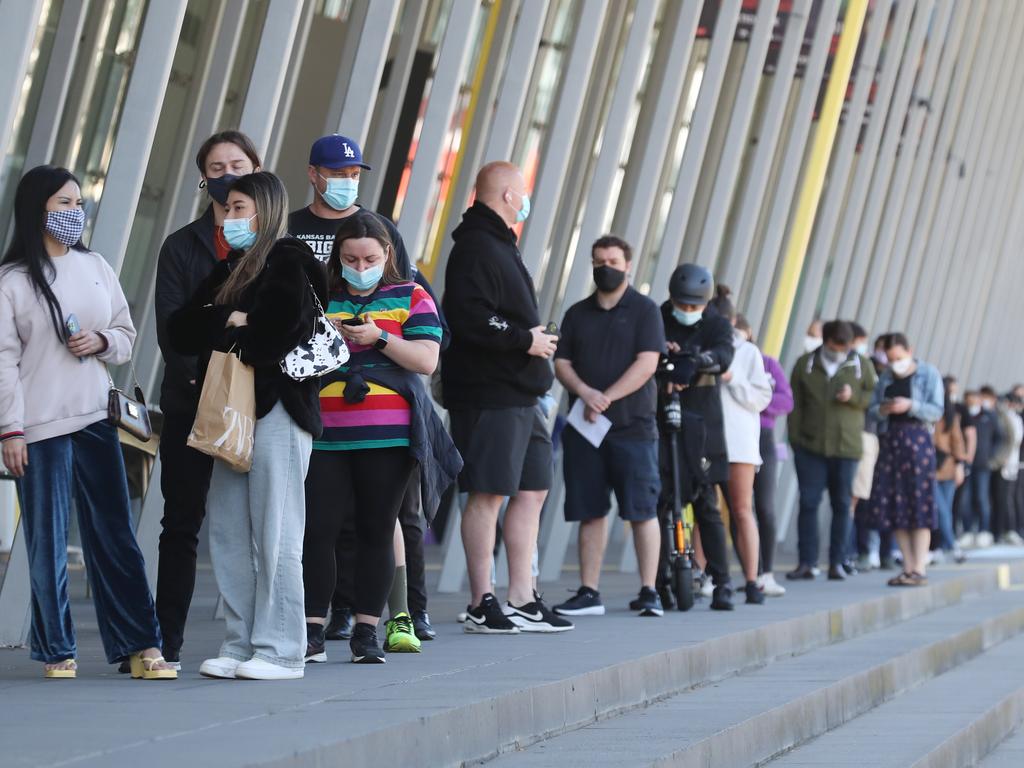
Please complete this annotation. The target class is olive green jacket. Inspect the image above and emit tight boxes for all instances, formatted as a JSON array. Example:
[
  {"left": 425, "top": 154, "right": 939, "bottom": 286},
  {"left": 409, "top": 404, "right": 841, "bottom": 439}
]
[{"left": 788, "top": 350, "right": 878, "bottom": 459}]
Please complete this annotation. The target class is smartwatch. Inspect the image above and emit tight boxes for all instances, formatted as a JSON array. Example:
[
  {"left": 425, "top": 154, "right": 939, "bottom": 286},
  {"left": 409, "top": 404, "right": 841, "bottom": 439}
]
[{"left": 374, "top": 329, "right": 390, "bottom": 350}]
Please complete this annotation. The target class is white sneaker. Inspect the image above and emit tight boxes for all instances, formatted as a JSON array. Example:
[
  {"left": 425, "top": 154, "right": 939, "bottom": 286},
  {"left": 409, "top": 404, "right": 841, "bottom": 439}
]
[
  {"left": 976, "top": 531, "right": 995, "bottom": 548},
  {"left": 958, "top": 532, "right": 976, "bottom": 549},
  {"left": 699, "top": 578, "right": 714, "bottom": 598},
  {"left": 199, "top": 656, "right": 242, "bottom": 679},
  {"left": 234, "top": 658, "right": 304, "bottom": 680},
  {"left": 758, "top": 573, "right": 786, "bottom": 597},
  {"left": 1005, "top": 531, "right": 1024, "bottom": 546},
  {"left": 868, "top": 551, "right": 881, "bottom": 569}
]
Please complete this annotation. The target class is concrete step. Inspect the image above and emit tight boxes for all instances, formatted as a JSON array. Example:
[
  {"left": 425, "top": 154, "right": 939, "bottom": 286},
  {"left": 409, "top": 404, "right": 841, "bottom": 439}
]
[
  {"left": 4, "top": 563, "right": 1022, "bottom": 768},
  {"left": 485, "top": 588, "right": 1024, "bottom": 767},
  {"left": 767, "top": 630, "right": 1024, "bottom": 767},
  {"left": 981, "top": 724, "right": 1024, "bottom": 767}
]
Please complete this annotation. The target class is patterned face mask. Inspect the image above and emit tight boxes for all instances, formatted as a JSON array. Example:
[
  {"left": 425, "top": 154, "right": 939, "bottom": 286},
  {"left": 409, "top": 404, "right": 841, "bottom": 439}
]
[{"left": 45, "top": 209, "right": 85, "bottom": 247}]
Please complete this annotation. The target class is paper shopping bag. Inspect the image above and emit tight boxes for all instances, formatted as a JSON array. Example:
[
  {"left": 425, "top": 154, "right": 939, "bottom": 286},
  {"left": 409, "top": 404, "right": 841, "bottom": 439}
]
[{"left": 187, "top": 350, "right": 256, "bottom": 472}]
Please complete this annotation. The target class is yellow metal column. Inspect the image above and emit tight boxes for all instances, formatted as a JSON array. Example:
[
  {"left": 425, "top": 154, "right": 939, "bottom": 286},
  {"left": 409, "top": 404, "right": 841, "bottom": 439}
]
[
  {"left": 761, "top": 0, "right": 870, "bottom": 357},
  {"left": 421, "top": 0, "right": 504, "bottom": 280}
]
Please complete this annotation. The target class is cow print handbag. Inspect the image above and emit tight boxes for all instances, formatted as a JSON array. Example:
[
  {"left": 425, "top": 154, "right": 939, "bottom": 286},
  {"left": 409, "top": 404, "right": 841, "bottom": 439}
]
[{"left": 280, "top": 283, "right": 349, "bottom": 381}]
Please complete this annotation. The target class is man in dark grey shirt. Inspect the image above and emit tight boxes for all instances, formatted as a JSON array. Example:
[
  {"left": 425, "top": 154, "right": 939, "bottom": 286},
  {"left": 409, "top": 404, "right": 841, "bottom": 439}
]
[{"left": 552, "top": 235, "right": 666, "bottom": 618}]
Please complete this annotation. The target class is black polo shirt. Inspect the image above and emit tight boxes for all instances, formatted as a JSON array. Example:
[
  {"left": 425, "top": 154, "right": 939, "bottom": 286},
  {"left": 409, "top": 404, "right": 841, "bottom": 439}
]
[{"left": 556, "top": 286, "right": 666, "bottom": 441}]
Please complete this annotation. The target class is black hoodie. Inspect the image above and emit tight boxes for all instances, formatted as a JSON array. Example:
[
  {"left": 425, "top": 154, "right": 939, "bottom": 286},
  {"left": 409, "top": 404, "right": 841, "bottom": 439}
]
[{"left": 441, "top": 201, "right": 553, "bottom": 408}]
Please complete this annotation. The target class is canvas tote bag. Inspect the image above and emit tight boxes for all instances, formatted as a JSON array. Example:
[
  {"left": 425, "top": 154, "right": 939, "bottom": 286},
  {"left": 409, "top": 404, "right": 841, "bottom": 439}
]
[{"left": 187, "top": 349, "right": 256, "bottom": 472}]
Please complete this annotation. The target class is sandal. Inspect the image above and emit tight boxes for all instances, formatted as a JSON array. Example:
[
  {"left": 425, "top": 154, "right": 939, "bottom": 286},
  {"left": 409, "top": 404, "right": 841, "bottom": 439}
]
[
  {"left": 908, "top": 572, "right": 928, "bottom": 587},
  {"left": 44, "top": 659, "right": 77, "bottom": 679},
  {"left": 887, "top": 572, "right": 915, "bottom": 587},
  {"left": 129, "top": 652, "right": 178, "bottom": 680}
]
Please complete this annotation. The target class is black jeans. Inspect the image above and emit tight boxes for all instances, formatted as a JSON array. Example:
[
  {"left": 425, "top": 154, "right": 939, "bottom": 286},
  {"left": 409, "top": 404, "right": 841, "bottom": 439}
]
[
  {"left": 992, "top": 474, "right": 1019, "bottom": 541},
  {"left": 328, "top": 468, "right": 429, "bottom": 615},
  {"left": 751, "top": 427, "right": 779, "bottom": 573},
  {"left": 304, "top": 448, "right": 416, "bottom": 618},
  {"left": 155, "top": 410, "right": 213, "bottom": 657}
]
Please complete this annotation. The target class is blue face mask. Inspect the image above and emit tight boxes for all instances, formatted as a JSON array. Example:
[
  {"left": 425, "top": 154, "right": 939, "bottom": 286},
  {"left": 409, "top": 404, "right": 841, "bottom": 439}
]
[
  {"left": 515, "top": 192, "right": 531, "bottom": 223},
  {"left": 343, "top": 262, "right": 384, "bottom": 291},
  {"left": 319, "top": 174, "right": 358, "bottom": 211},
  {"left": 223, "top": 214, "right": 257, "bottom": 250},
  {"left": 672, "top": 307, "right": 702, "bottom": 326}
]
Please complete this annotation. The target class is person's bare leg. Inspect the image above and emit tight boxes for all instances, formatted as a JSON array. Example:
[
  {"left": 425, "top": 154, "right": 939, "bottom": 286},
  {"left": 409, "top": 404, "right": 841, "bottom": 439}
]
[
  {"left": 393, "top": 519, "right": 406, "bottom": 567},
  {"left": 894, "top": 529, "right": 913, "bottom": 573},
  {"left": 504, "top": 489, "right": 547, "bottom": 606},
  {"left": 728, "top": 463, "right": 761, "bottom": 583},
  {"left": 462, "top": 492, "right": 504, "bottom": 606},
  {"left": 692, "top": 524, "right": 707, "bottom": 571},
  {"left": 913, "top": 528, "right": 931, "bottom": 576},
  {"left": 579, "top": 517, "right": 609, "bottom": 590},
  {"left": 633, "top": 518, "right": 661, "bottom": 589}
]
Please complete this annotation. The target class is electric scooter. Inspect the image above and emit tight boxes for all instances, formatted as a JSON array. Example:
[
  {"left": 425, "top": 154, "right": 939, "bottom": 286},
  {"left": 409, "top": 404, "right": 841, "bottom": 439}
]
[{"left": 657, "top": 390, "right": 696, "bottom": 612}]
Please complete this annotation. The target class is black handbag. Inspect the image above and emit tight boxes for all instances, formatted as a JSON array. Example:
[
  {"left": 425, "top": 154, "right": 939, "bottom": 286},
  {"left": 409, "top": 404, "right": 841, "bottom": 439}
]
[{"left": 106, "top": 363, "right": 152, "bottom": 442}]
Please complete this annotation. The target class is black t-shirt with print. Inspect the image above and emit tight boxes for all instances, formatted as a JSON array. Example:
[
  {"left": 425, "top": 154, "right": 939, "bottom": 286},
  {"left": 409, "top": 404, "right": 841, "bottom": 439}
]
[{"left": 287, "top": 205, "right": 411, "bottom": 278}]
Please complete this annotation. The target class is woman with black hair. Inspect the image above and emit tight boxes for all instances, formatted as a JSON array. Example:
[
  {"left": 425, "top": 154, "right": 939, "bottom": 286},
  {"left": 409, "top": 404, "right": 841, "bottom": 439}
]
[
  {"left": 170, "top": 171, "right": 325, "bottom": 680},
  {"left": 0, "top": 165, "right": 173, "bottom": 679}
]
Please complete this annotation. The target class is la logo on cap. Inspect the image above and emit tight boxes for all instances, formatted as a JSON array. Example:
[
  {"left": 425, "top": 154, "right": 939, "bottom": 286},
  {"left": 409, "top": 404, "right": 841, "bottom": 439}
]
[{"left": 344, "top": 143, "right": 355, "bottom": 158}]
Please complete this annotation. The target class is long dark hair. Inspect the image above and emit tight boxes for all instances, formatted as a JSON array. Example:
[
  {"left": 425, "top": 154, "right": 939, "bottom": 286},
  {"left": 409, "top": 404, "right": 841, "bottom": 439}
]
[
  {"left": 327, "top": 213, "right": 404, "bottom": 293},
  {"left": 1, "top": 165, "right": 86, "bottom": 342},
  {"left": 215, "top": 172, "right": 288, "bottom": 306}
]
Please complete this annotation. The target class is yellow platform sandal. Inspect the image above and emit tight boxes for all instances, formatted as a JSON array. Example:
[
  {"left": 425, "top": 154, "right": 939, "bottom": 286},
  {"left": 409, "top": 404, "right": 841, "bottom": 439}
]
[
  {"left": 44, "top": 659, "right": 77, "bottom": 679},
  {"left": 129, "top": 652, "right": 178, "bottom": 680}
]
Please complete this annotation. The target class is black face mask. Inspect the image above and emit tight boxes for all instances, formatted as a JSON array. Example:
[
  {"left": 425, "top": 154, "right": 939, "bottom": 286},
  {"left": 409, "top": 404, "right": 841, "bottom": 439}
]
[
  {"left": 593, "top": 265, "right": 626, "bottom": 293},
  {"left": 205, "top": 174, "right": 239, "bottom": 205}
]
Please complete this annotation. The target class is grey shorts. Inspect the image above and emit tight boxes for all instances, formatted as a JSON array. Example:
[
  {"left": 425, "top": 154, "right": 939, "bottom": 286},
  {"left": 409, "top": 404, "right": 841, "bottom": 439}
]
[{"left": 449, "top": 405, "right": 553, "bottom": 496}]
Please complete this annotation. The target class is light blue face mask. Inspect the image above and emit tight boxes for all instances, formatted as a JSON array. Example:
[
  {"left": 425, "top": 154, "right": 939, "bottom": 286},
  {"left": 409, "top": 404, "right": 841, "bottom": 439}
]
[
  {"left": 223, "top": 214, "right": 257, "bottom": 250},
  {"left": 343, "top": 262, "right": 384, "bottom": 291},
  {"left": 319, "top": 174, "right": 359, "bottom": 211},
  {"left": 672, "top": 307, "right": 702, "bottom": 326},
  {"left": 514, "top": 191, "right": 531, "bottom": 223}
]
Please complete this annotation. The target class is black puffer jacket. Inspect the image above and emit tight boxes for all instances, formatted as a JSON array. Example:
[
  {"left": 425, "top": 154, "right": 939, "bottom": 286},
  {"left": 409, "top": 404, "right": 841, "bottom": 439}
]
[
  {"left": 155, "top": 205, "right": 220, "bottom": 415},
  {"left": 441, "top": 201, "right": 553, "bottom": 408},
  {"left": 168, "top": 237, "right": 327, "bottom": 438}
]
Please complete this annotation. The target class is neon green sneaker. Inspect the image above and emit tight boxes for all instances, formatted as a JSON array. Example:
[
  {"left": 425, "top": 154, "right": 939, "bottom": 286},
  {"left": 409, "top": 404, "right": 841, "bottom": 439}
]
[{"left": 384, "top": 612, "right": 421, "bottom": 653}]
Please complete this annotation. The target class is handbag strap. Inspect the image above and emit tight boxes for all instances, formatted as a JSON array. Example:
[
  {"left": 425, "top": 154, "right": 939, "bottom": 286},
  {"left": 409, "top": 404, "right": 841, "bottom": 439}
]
[{"left": 105, "top": 357, "right": 146, "bottom": 404}]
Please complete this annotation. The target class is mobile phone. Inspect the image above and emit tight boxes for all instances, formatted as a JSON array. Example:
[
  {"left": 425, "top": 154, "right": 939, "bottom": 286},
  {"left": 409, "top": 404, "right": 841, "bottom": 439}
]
[
  {"left": 341, "top": 316, "right": 365, "bottom": 327},
  {"left": 545, "top": 322, "right": 559, "bottom": 335},
  {"left": 65, "top": 313, "right": 80, "bottom": 338}
]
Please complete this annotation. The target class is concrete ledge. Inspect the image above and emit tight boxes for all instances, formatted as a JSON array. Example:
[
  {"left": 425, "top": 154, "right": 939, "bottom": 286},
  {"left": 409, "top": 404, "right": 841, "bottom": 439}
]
[
  {"left": 260, "top": 562, "right": 1024, "bottom": 767},
  {"left": 914, "top": 686, "right": 1024, "bottom": 768}
]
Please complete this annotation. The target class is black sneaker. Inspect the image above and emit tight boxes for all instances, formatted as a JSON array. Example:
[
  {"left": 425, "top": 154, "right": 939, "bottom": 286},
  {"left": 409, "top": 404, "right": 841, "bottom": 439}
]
[
  {"left": 413, "top": 610, "right": 436, "bottom": 641},
  {"left": 554, "top": 586, "right": 605, "bottom": 616},
  {"left": 349, "top": 622, "right": 385, "bottom": 663},
  {"left": 464, "top": 593, "right": 520, "bottom": 634},
  {"left": 325, "top": 607, "right": 354, "bottom": 640},
  {"left": 841, "top": 559, "right": 859, "bottom": 576},
  {"left": 744, "top": 581, "right": 765, "bottom": 605},
  {"left": 711, "top": 584, "right": 735, "bottom": 611},
  {"left": 305, "top": 622, "right": 327, "bottom": 663},
  {"left": 629, "top": 587, "right": 664, "bottom": 617},
  {"left": 504, "top": 592, "right": 574, "bottom": 633}
]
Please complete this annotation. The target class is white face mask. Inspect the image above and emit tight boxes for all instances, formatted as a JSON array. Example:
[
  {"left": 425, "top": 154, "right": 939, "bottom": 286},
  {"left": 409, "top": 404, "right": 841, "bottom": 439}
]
[
  {"left": 969, "top": 405, "right": 981, "bottom": 417},
  {"left": 890, "top": 357, "right": 914, "bottom": 378},
  {"left": 803, "top": 335, "right": 822, "bottom": 354}
]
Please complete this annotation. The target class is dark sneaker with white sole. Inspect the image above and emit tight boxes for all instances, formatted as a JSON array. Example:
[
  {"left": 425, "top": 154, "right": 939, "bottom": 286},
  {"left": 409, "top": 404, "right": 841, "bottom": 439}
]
[
  {"left": 464, "top": 593, "right": 520, "bottom": 634},
  {"left": 553, "top": 586, "right": 605, "bottom": 616},
  {"left": 305, "top": 622, "right": 327, "bottom": 663},
  {"left": 629, "top": 586, "right": 664, "bottom": 616},
  {"left": 504, "top": 592, "right": 574, "bottom": 633},
  {"left": 349, "top": 622, "right": 386, "bottom": 663}
]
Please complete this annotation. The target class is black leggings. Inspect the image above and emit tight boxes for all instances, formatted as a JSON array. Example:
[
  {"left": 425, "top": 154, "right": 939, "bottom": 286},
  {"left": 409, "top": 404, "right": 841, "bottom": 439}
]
[
  {"left": 303, "top": 448, "right": 416, "bottom": 618},
  {"left": 751, "top": 427, "right": 778, "bottom": 573}
]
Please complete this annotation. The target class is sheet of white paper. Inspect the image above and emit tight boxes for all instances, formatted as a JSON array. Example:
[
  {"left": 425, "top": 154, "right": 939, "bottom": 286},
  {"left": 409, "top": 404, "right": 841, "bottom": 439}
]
[{"left": 567, "top": 398, "right": 613, "bottom": 448}]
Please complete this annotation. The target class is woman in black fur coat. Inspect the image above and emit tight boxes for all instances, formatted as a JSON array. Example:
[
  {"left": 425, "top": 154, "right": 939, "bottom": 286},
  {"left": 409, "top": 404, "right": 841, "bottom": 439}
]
[{"left": 169, "top": 172, "right": 326, "bottom": 681}]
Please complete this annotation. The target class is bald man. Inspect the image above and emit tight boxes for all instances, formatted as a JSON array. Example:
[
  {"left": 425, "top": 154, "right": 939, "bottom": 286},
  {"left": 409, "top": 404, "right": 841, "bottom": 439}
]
[{"left": 441, "top": 162, "right": 572, "bottom": 634}]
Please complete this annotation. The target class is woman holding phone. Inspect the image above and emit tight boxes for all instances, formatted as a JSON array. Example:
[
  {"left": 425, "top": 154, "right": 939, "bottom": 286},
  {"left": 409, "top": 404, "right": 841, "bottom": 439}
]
[
  {"left": 0, "top": 165, "right": 172, "bottom": 679},
  {"left": 302, "top": 214, "right": 455, "bottom": 665},
  {"left": 866, "top": 333, "right": 944, "bottom": 587}
]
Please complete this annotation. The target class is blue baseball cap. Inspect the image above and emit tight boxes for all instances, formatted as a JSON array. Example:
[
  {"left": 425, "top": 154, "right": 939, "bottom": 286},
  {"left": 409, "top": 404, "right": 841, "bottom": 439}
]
[{"left": 309, "top": 134, "right": 371, "bottom": 170}]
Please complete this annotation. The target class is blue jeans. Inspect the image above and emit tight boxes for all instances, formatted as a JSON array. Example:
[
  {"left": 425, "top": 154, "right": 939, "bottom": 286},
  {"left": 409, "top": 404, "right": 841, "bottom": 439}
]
[
  {"left": 792, "top": 448, "right": 859, "bottom": 567},
  {"left": 16, "top": 420, "right": 161, "bottom": 663},
  {"left": 961, "top": 467, "right": 992, "bottom": 534},
  {"left": 935, "top": 479, "right": 957, "bottom": 551}
]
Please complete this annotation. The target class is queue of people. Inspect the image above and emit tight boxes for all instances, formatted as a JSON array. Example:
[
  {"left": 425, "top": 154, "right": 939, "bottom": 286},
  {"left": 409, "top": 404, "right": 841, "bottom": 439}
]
[{"left": 4, "top": 130, "right": 1022, "bottom": 680}]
